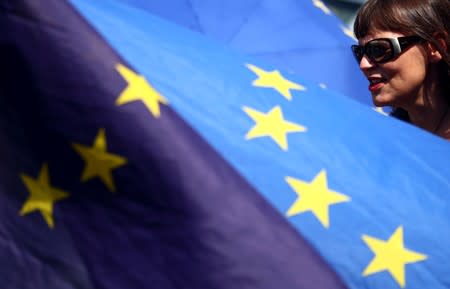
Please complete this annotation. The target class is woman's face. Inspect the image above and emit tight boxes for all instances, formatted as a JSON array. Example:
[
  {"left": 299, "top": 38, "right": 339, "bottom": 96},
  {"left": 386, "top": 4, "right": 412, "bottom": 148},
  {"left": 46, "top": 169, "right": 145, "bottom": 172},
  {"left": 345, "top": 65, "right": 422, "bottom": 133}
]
[{"left": 358, "top": 31, "right": 428, "bottom": 109}]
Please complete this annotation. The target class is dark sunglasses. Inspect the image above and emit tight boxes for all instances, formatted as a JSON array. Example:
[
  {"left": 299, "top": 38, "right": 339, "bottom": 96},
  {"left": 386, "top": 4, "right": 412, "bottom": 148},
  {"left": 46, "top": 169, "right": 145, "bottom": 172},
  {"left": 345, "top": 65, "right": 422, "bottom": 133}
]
[{"left": 351, "top": 35, "right": 423, "bottom": 64}]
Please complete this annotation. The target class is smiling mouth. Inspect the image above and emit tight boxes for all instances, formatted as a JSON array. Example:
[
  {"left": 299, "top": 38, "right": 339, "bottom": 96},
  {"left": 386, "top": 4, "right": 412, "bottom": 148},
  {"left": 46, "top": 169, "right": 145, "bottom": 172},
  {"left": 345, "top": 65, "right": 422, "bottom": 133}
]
[
  {"left": 368, "top": 78, "right": 386, "bottom": 92},
  {"left": 368, "top": 78, "right": 386, "bottom": 85}
]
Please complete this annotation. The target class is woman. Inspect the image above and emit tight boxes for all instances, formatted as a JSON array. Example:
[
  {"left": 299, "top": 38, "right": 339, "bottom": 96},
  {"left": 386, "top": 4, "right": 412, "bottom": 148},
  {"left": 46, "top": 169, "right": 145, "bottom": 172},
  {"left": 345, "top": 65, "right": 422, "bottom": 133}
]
[{"left": 351, "top": 0, "right": 450, "bottom": 140}]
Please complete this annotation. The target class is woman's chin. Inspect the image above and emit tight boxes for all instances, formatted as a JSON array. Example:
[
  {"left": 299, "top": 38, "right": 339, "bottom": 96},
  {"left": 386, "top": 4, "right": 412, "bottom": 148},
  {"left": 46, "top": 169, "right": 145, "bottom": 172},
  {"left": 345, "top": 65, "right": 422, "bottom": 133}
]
[{"left": 371, "top": 93, "right": 394, "bottom": 107}]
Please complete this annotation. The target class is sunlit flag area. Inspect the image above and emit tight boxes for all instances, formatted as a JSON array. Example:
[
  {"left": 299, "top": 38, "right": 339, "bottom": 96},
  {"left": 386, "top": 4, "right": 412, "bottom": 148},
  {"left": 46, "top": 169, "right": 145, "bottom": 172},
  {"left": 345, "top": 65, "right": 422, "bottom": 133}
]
[{"left": 0, "top": 1, "right": 449, "bottom": 289}]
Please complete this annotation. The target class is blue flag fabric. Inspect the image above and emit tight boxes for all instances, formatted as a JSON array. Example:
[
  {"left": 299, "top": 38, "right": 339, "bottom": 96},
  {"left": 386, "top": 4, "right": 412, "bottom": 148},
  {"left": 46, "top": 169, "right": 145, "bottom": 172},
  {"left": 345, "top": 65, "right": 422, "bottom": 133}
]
[
  {"left": 70, "top": 1, "right": 450, "bottom": 289},
  {"left": 110, "top": 0, "right": 371, "bottom": 107},
  {"left": 0, "top": 1, "right": 348, "bottom": 289},
  {"left": 1, "top": 0, "right": 450, "bottom": 289}
]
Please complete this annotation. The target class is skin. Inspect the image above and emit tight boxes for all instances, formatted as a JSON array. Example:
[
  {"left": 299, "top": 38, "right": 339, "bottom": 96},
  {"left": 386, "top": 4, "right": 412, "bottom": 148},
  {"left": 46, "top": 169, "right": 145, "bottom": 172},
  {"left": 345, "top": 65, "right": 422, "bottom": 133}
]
[{"left": 358, "top": 30, "right": 450, "bottom": 139}]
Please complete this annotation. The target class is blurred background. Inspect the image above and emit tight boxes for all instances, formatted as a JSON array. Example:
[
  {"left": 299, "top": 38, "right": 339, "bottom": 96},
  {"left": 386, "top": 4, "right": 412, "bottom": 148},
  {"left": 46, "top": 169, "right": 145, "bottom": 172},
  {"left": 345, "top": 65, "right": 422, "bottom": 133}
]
[{"left": 323, "top": 0, "right": 365, "bottom": 27}]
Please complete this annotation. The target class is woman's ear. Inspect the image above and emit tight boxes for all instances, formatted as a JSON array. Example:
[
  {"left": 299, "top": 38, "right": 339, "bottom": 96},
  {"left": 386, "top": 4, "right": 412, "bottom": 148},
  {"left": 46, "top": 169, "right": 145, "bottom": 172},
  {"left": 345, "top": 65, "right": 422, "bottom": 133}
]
[{"left": 427, "top": 31, "right": 448, "bottom": 63}]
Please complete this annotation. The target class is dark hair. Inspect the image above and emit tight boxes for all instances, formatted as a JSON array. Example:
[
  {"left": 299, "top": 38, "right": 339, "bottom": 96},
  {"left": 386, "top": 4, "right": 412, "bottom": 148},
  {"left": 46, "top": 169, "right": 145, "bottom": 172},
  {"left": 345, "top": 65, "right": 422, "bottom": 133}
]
[{"left": 353, "top": 0, "right": 450, "bottom": 121}]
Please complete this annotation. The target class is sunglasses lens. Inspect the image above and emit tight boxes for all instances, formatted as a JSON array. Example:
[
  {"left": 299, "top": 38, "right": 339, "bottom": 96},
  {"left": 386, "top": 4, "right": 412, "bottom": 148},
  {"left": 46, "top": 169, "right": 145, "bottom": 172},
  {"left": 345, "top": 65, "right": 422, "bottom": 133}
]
[
  {"left": 366, "top": 39, "right": 392, "bottom": 63},
  {"left": 351, "top": 45, "right": 363, "bottom": 62}
]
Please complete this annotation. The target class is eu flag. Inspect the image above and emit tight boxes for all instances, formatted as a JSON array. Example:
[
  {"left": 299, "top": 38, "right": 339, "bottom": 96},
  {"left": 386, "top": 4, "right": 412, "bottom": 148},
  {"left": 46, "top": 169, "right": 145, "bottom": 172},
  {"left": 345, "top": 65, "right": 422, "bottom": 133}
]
[
  {"left": 0, "top": 1, "right": 347, "bottom": 288},
  {"left": 1, "top": 1, "right": 449, "bottom": 289}
]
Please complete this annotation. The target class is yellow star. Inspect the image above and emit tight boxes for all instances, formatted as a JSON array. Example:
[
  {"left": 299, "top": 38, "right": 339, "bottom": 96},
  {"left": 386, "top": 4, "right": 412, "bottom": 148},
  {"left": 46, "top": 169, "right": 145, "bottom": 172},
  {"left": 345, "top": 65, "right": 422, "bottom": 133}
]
[
  {"left": 246, "top": 64, "right": 306, "bottom": 100},
  {"left": 116, "top": 63, "right": 168, "bottom": 117},
  {"left": 312, "top": 0, "right": 332, "bottom": 15},
  {"left": 19, "top": 163, "right": 69, "bottom": 228},
  {"left": 362, "top": 226, "right": 427, "bottom": 288},
  {"left": 341, "top": 25, "right": 357, "bottom": 41},
  {"left": 72, "top": 128, "right": 127, "bottom": 192},
  {"left": 285, "top": 170, "right": 350, "bottom": 228},
  {"left": 243, "top": 105, "right": 306, "bottom": 151},
  {"left": 373, "top": 106, "right": 389, "bottom": 116}
]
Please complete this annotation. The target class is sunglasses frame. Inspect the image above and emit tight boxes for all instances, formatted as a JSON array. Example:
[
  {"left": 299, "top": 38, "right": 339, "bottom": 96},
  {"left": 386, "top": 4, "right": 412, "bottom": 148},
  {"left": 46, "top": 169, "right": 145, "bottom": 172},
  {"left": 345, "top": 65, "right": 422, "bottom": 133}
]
[{"left": 351, "top": 35, "right": 423, "bottom": 64}]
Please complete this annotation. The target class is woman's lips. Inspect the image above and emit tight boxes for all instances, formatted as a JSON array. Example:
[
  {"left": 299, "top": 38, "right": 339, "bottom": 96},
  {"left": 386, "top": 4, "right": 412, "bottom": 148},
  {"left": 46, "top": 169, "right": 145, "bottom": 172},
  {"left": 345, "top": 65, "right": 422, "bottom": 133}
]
[
  {"left": 369, "top": 82, "right": 384, "bottom": 92},
  {"left": 368, "top": 78, "right": 386, "bottom": 92}
]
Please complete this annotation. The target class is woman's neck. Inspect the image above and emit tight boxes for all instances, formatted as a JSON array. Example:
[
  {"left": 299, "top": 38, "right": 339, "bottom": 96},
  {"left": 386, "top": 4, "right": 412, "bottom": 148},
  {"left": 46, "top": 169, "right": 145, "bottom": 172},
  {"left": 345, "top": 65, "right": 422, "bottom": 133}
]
[
  {"left": 435, "top": 111, "right": 450, "bottom": 140},
  {"left": 404, "top": 65, "right": 450, "bottom": 139},
  {"left": 408, "top": 102, "right": 447, "bottom": 131}
]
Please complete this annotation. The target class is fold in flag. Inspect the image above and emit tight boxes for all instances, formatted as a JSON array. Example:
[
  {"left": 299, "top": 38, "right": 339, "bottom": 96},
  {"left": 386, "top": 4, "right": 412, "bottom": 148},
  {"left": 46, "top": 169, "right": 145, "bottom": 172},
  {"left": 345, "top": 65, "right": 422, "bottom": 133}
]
[{"left": 0, "top": 1, "right": 449, "bottom": 289}]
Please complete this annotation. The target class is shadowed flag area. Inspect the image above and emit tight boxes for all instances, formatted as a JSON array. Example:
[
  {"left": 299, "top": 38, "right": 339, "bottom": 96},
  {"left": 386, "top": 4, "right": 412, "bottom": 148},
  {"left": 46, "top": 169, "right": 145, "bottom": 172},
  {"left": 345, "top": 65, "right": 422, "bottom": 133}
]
[{"left": 0, "top": 1, "right": 449, "bottom": 289}]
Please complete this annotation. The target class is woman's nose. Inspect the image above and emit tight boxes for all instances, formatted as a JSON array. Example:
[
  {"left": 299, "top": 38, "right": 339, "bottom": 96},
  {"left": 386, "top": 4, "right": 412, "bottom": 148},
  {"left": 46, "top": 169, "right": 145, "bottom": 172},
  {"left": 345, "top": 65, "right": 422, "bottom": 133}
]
[{"left": 359, "top": 55, "right": 375, "bottom": 70}]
